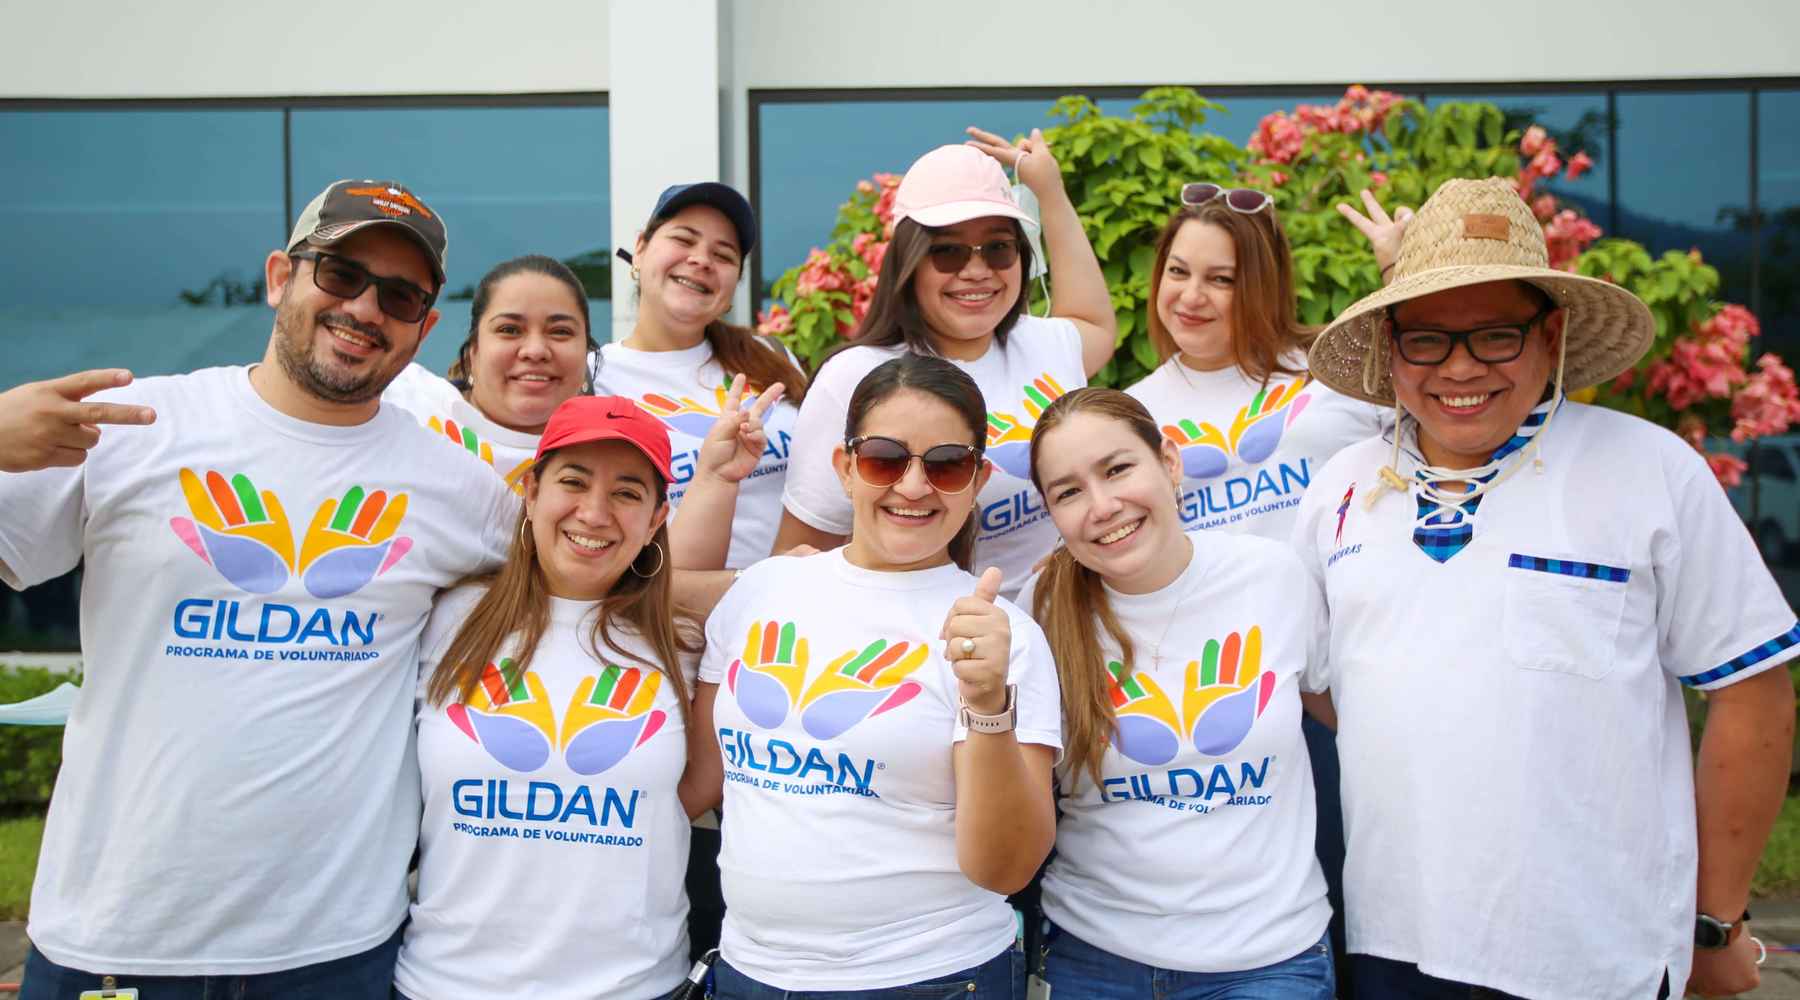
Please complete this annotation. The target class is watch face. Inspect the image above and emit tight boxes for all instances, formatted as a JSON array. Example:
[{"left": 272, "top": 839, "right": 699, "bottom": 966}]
[{"left": 1694, "top": 916, "right": 1730, "bottom": 949}]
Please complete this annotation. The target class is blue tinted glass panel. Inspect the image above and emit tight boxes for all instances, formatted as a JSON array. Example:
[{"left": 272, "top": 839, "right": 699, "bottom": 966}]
[
  {"left": 1758, "top": 89, "right": 1800, "bottom": 365},
  {"left": 0, "top": 110, "right": 285, "bottom": 385},
  {"left": 757, "top": 98, "right": 1051, "bottom": 291},
  {"left": 1616, "top": 91, "right": 1752, "bottom": 306},
  {"left": 290, "top": 105, "right": 611, "bottom": 373}
]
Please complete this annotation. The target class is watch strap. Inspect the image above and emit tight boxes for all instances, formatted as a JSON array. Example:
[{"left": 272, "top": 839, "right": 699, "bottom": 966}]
[{"left": 960, "top": 684, "right": 1018, "bottom": 734}]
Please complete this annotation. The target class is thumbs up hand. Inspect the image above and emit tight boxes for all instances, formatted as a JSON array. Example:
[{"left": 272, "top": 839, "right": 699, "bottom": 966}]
[{"left": 941, "top": 566, "right": 1010, "bottom": 715}]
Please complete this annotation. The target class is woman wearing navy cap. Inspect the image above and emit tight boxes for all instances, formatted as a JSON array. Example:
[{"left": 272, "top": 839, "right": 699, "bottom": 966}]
[
  {"left": 596, "top": 182, "right": 812, "bottom": 572},
  {"left": 393, "top": 395, "right": 763, "bottom": 1000}
]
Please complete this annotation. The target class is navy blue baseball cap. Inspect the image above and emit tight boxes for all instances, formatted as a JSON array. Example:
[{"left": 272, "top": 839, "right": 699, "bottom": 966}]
[{"left": 649, "top": 182, "right": 757, "bottom": 257}]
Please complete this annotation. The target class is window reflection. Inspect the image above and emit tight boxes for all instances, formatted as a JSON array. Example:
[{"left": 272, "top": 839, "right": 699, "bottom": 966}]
[{"left": 1616, "top": 91, "right": 1753, "bottom": 307}]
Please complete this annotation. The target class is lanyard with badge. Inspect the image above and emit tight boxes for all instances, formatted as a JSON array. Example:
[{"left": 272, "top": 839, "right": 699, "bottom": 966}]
[{"left": 78, "top": 977, "right": 136, "bottom": 1000}]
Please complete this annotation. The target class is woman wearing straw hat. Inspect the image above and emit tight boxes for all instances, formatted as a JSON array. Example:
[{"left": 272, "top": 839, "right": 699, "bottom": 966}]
[
  {"left": 1292, "top": 176, "right": 1798, "bottom": 999},
  {"left": 774, "top": 128, "right": 1117, "bottom": 603}
]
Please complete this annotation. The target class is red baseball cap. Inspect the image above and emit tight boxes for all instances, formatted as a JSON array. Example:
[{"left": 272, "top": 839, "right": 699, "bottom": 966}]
[{"left": 534, "top": 396, "right": 674, "bottom": 483}]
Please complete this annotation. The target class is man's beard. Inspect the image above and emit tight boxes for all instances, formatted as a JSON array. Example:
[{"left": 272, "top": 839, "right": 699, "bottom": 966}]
[{"left": 272, "top": 298, "right": 404, "bottom": 405}]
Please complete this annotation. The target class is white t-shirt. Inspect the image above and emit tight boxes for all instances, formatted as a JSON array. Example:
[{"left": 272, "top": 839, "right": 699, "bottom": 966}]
[
  {"left": 0, "top": 366, "right": 515, "bottom": 975},
  {"left": 385, "top": 362, "right": 540, "bottom": 495},
  {"left": 396, "top": 587, "right": 697, "bottom": 1000},
  {"left": 698, "top": 548, "right": 1063, "bottom": 990},
  {"left": 781, "top": 316, "right": 1088, "bottom": 601},
  {"left": 1019, "top": 533, "right": 1330, "bottom": 972},
  {"left": 1126, "top": 353, "right": 1384, "bottom": 540},
  {"left": 595, "top": 339, "right": 800, "bottom": 569},
  {"left": 1290, "top": 401, "right": 1800, "bottom": 1000}
]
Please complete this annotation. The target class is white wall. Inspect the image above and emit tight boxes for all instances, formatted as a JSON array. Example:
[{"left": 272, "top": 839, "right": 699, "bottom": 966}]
[
  {"left": 0, "top": 0, "right": 609, "bottom": 98},
  {"left": 730, "top": 0, "right": 1800, "bottom": 87}
]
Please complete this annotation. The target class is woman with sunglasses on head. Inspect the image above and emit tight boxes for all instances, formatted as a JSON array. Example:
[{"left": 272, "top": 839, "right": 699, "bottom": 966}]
[
  {"left": 395, "top": 395, "right": 730, "bottom": 1000},
  {"left": 597, "top": 183, "right": 811, "bottom": 571},
  {"left": 1125, "top": 186, "right": 1404, "bottom": 993},
  {"left": 384, "top": 255, "right": 601, "bottom": 494},
  {"left": 775, "top": 128, "right": 1117, "bottom": 602},
  {"left": 687, "top": 354, "right": 1061, "bottom": 997},
  {"left": 1019, "top": 387, "right": 1334, "bottom": 998}
]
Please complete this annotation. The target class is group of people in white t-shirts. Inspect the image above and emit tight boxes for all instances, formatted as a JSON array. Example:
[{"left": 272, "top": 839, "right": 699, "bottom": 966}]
[{"left": 1, "top": 125, "right": 1795, "bottom": 1000}]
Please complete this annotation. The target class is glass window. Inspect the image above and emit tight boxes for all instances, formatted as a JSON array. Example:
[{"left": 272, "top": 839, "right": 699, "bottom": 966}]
[
  {"left": 1758, "top": 89, "right": 1800, "bottom": 364},
  {"left": 0, "top": 110, "right": 286, "bottom": 384},
  {"left": 1615, "top": 91, "right": 1753, "bottom": 307},
  {"left": 289, "top": 105, "right": 612, "bottom": 373}
]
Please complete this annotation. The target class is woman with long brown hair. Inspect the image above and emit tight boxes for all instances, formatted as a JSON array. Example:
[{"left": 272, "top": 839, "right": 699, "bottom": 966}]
[
  {"left": 1020, "top": 387, "right": 1334, "bottom": 998},
  {"left": 774, "top": 129, "right": 1118, "bottom": 602},
  {"left": 394, "top": 395, "right": 764, "bottom": 1000}
]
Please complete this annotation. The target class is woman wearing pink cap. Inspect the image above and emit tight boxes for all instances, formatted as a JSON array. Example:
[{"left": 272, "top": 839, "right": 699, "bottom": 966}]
[
  {"left": 775, "top": 128, "right": 1117, "bottom": 602},
  {"left": 393, "top": 395, "right": 771, "bottom": 1000}
]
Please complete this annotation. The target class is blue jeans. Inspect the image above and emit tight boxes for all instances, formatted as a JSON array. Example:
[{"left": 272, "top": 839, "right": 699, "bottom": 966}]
[
  {"left": 21, "top": 924, "right": 403, "bottom": 1000},
  {"left": 1042, "top": 924, "right": 1333, "bottom": 1000},
  {"left": 1301, "top": 714, "right": 1350, "bottom": 997},
  {"left": 712, "top": 948, "right": 1017, "bottom": 999},
  {"left": 1346, "top": 954, "right": 1670, "bottom": 999}
]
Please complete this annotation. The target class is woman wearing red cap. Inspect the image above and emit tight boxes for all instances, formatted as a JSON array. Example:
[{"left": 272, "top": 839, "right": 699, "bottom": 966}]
[
  {"left": 393, "top": 393, "right": 771, "bottom": 1000},
  {"left": 775, "top": 128, "right": 1117, "bottom": 603}
]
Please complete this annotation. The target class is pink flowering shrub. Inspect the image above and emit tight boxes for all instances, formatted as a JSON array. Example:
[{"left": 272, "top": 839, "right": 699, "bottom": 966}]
[{"left": 757, "top": 171, "right": 901, "bottom": 366}]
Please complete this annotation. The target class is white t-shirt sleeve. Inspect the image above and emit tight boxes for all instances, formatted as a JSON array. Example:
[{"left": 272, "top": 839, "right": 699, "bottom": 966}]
[
  {"left": 781, "top": 359, "right": 856, "bottom": 535},
  {"left": 953, "top": 602, "right": 1063, "bottom": 756},
  {"left": 0, "top": 463, "right": 85, "bottom": 591},
  {"left": 1287, "top": 473, "right": 1334, "bottom": 693},
  {"left": 1033, "top": 316, "right": 1085, "bottom": 376},
  {"left": 1655, "top": 449, "right": 1800, "bottom": 690}
]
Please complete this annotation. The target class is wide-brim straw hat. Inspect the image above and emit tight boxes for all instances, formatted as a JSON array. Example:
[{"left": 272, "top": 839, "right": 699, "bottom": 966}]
[{"left": 1308, "top": 177, "right": 1654, "bottom": 406}]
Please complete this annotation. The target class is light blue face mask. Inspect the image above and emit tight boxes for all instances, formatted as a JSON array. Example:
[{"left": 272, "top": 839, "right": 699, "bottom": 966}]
[{"left": 1009, "top": 160, "right": 1051, "bottom": 314}]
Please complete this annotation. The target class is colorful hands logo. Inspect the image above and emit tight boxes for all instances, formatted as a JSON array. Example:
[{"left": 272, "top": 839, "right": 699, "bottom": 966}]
[
  {"left": 169, "top": 469, "right": 412, "bottom": 598},
  {"left": 448, "top": 659, "right": 669, "bottom": 775},
  {"left": 428, "top": 415, "right": 532, "bottom": 494},
  {"left": 638, "top": 391, "right": 727, "bottom": 439},
  {"left": 1162, "top": 378, "right": 1313, "bottom": 481},
  {"left": 726, "top": 621, "right": 926, "bottom": 739},
  {"left": 1106, "top": 626, "right": 1277, "bottom": 764},
  {"left": 985, "top": 375, "right": 1068, "bottom": 479}
]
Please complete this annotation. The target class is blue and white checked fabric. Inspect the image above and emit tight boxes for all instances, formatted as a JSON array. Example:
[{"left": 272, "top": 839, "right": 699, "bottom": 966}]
[{"left": 1411, "top": 399, "right": 1555, "bottom": 564}]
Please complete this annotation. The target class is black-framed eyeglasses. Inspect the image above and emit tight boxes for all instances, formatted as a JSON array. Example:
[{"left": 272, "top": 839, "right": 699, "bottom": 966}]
[
  {"left": 289, "top": 250, "right": 436, "bottom": 323},
  {"left": 1388, "top": 303, "right": 1555, "bottom": 366},
  {"left": 1180, "top": 182, "right": 1273, "bottom": 215},
  {"left": 846, "top": 435, "right": 983, "bottom": 494},
  {"left": 924, "top": 239, "right": 1019, "bottom": 275}
]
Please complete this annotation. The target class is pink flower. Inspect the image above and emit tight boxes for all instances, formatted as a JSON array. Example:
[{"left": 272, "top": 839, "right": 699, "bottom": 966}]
[
  {"left": 1565, "top": 151, "right": 1594, "bottom": 182},
  {"left": 1542, "top": 210, "right": 1602, "bottom": 270},
  {"left": 1730, "top": 353, "right": 1800, "bottom": 441},
  {"left": 1369, "top": 171, "right": 1389, "bottom": 187},
  {"left": 1528, "top": 147, "right": 1563, "bottom": 179},
  {"left": 756, "top": 304, "right": 792, "bottom": 336},
  {"left": 852, "top": 232, "right": 889, "bottom": 275},
  {"left": 1531, "top": 194, "right": 1558, "bottom": 222},
  {"left": 1706, "top": 452, "right": 1748, "bottom": 489},
  {"left": 1520, "top": 126, "right": 1549, "bottom": 156},
  {"left": 1612, "top": 368, "right": 1637, "bottom": 392},
  {"left": 873, "top": 184, "right": 899, "bottom": 226},
  {"left": 795, "top": 249, "right": 851, "bottom": 297},
  {"left": 849, "top": 275, "right": 879, "bottom": 327},
  {"left": 1248, "top": 111, "right": 1305, "bottom": 163},
  {"left": 856, "top": 179, "right": 875, "bottom": 195}
]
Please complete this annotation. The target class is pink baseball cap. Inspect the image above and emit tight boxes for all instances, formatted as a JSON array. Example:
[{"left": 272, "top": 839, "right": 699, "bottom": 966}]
[
  {"left": 535, "top": 396, "right": 674, "bottom": 483},
  {"left": 892, "top": 144, "right": 1037, "bottom": 230}
]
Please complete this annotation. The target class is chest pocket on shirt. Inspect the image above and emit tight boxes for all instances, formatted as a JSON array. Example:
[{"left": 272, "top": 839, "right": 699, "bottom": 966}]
[{"left": 1501, "top": 553, "right": 1631, "bottom": 680}]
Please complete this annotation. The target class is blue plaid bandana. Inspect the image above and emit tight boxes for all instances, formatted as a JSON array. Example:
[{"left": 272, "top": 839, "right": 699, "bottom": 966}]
[{"left": 1410, "top": 398, "right": 1555, "bottom": 563}]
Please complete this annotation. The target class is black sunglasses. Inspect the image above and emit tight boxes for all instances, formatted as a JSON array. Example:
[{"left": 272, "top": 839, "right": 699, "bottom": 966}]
[
  {"left": 290, "top": 250, "right": 436, "bottom": 323},
  {"left": 846, "top": 435, "right": 982, "bottom": 494},
  {"left": 924, "top": 239, "right": 1020, "bottom": 275},
  {"left": 1388, "top": 303, "right": 1555, "bottom": 366}
]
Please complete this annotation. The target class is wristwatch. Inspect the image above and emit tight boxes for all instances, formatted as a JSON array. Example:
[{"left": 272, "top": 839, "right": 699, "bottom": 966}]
[
  {"left": 959, "top": 684, "right": 1018, "bottom": 735},
  {"left": 1694, "top": 909, "right": 1750, "bottom": 949}
]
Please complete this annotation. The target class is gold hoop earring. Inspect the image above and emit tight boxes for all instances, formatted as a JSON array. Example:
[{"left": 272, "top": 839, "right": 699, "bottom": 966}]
[
  {"left": 630, "top": 265, "right": 641, "bottom": 283},
  {"left": 629, "top": 541, "right": 665, "bottom": 578},
  {"left": 518, "top": 518, "right": 531, "bottom": 548}
]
